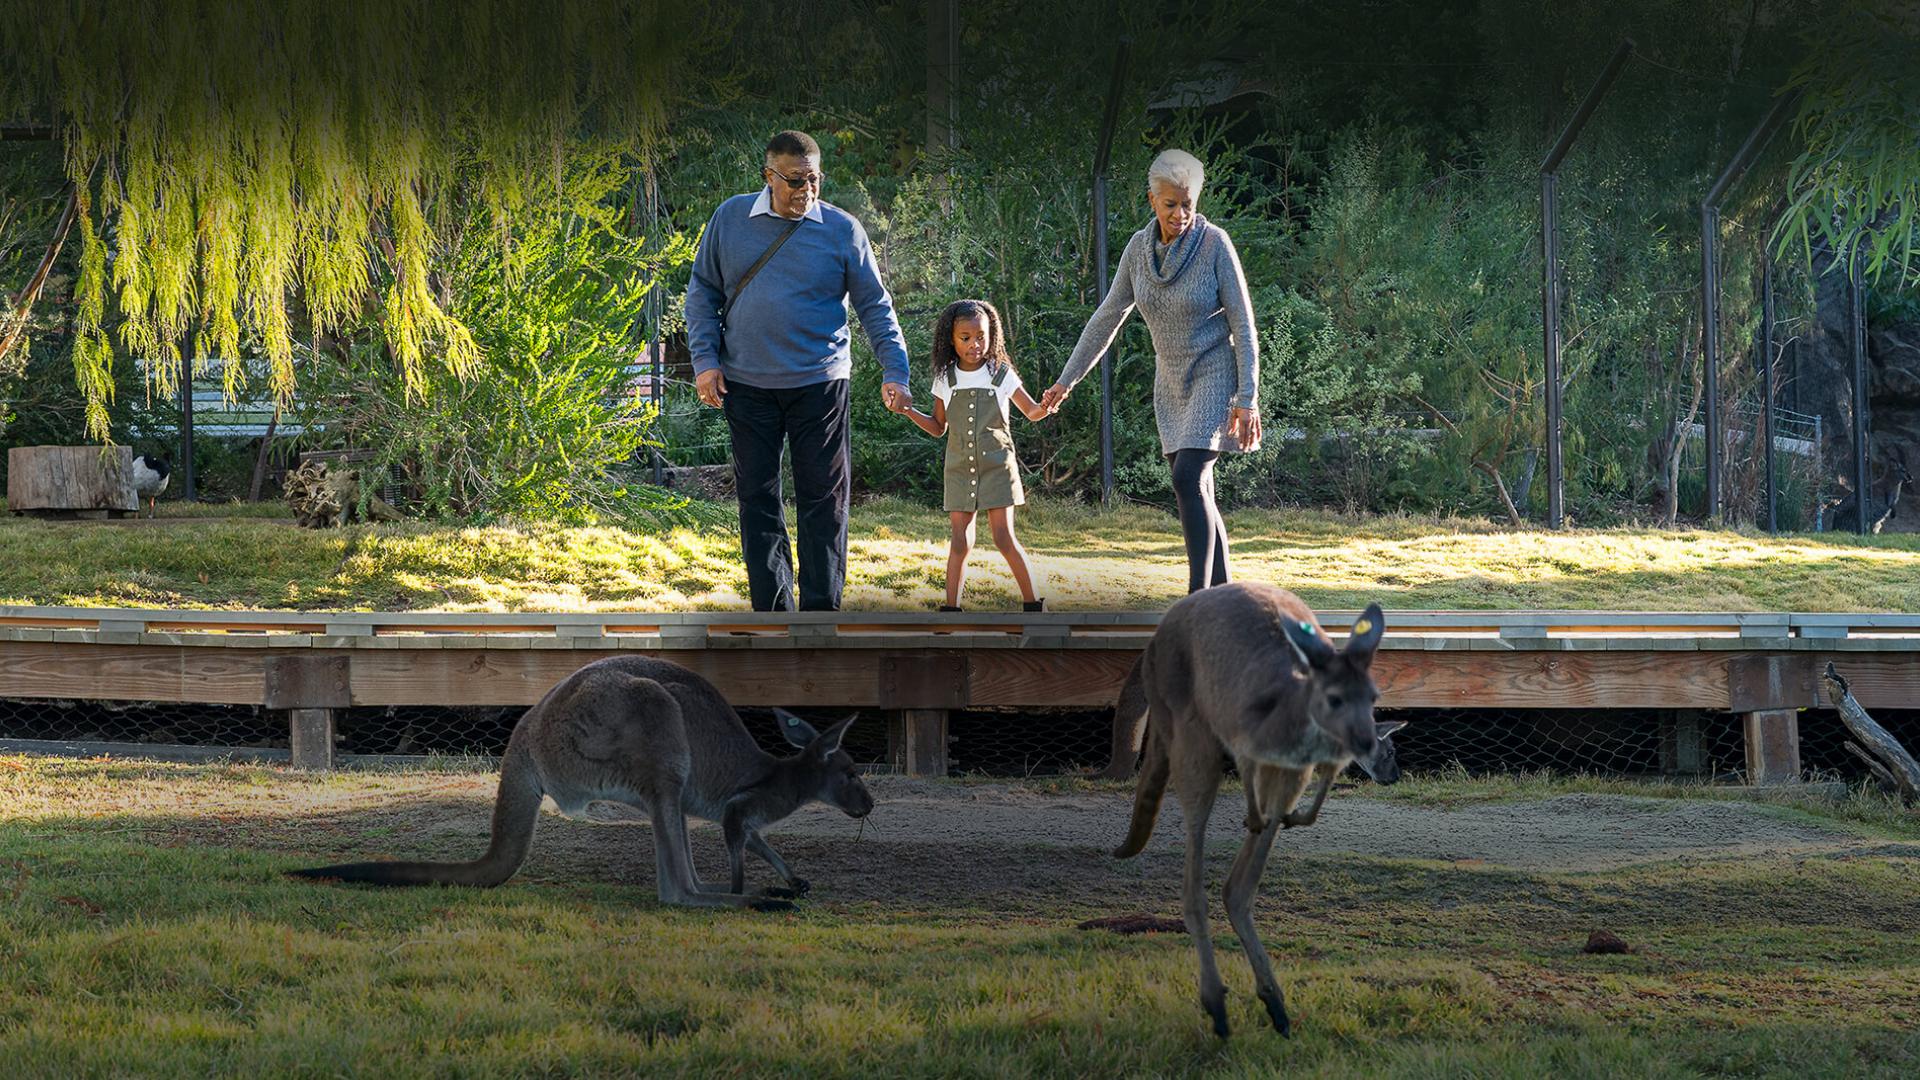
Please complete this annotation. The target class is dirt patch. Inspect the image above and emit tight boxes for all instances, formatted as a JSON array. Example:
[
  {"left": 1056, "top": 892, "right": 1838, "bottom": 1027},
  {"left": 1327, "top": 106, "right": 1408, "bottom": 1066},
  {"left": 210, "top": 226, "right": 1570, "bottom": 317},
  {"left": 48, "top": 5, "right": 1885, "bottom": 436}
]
[{"left": 677, "top": 778, "right": 1907, "bottom": 872}]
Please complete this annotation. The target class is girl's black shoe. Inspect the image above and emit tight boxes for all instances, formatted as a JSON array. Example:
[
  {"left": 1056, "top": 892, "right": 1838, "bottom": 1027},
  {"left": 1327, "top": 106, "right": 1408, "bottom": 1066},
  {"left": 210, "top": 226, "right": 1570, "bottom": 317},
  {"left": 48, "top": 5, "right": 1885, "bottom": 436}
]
[
  {"left": 1023, "top": 599, "right": 1047, "bottom": 612},
  {"left": 939, "top": 604, "right": 963, "bottom": 612}
]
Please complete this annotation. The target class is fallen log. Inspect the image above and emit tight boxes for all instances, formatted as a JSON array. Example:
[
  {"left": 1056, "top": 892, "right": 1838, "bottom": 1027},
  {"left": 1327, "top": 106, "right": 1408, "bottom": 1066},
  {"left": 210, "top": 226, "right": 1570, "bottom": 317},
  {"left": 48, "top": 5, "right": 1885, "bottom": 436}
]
[{"left": 1823, "top": 662, "right": 1920, "bottom": 806}]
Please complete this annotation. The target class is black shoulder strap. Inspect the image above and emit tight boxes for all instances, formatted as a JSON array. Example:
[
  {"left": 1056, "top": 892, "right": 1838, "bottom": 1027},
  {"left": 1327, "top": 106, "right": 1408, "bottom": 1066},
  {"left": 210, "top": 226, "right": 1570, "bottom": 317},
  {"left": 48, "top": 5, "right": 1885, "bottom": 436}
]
[{"left": 720, "top": 215, "right": 805, "bottom": 330}]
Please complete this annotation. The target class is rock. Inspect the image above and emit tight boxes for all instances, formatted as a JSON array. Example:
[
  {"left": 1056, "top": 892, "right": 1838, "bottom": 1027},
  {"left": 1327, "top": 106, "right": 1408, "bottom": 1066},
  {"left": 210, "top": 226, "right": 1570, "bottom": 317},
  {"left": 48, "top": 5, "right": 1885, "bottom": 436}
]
[
  {"left": 1582, "top": 928, "right": 1631, "bottom": 954},
  {"left": 659, "top": 463, "right": 736, "bottom": 501}
]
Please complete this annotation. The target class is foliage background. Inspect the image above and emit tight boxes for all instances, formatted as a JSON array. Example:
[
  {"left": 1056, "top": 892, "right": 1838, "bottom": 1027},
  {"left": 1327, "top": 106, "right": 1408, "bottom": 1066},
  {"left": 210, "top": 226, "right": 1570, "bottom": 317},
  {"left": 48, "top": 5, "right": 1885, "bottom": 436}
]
[{"left": 1, "top": 0, "right": 1913, "bottom": 527}]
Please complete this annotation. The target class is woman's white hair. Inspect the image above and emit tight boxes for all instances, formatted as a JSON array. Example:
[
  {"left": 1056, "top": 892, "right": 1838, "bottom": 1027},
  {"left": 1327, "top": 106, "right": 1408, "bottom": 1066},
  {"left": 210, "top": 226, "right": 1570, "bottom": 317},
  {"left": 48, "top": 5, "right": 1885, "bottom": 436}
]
[{"left": 1146, "top": 149, "right": 1205, "bottom": 198}]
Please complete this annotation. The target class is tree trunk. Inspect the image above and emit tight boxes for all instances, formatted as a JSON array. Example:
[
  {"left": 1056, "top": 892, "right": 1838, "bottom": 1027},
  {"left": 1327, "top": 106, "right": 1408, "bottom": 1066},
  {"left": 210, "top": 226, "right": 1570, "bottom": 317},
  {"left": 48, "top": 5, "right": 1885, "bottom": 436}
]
[
  {"left": 0, "top": 180, "right": 80, "bottom": 370},
  {"left": 1824, "top": 663, "right": 1920, "bottom": 806}
]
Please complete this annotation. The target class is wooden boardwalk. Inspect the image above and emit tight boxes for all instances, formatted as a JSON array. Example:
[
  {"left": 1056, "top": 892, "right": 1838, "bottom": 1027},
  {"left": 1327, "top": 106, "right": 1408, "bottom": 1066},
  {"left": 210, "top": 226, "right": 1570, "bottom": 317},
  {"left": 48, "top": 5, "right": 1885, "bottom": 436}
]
[{"left": 3, "top": 605, "right": 1917, "bottom": 778}]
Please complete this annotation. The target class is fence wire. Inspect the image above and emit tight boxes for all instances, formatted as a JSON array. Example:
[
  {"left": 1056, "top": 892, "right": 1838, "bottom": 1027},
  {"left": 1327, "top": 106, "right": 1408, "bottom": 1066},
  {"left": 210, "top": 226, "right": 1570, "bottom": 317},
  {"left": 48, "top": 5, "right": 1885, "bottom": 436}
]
[{"left": 3, "top": 697, "right": 1916, "bottom": 786}]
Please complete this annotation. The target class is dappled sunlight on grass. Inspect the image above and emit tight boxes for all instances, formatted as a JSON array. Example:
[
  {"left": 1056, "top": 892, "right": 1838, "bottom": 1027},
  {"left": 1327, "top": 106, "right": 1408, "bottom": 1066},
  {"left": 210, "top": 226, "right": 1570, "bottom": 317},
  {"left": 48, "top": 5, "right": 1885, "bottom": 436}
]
[{"left": 1, "top": 496, "right": 1915, "bottom": 612}]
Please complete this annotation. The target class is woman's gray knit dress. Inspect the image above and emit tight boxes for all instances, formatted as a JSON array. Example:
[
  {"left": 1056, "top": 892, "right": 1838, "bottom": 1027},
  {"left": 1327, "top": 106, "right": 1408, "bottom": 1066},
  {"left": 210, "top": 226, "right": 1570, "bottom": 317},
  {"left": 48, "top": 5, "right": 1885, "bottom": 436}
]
[
  {"left": 1056, "top": 215, "right": 1259, "bottom": 455},
  {"left": 1056, "top": 215, "right": 1259, "bottom": 592}
]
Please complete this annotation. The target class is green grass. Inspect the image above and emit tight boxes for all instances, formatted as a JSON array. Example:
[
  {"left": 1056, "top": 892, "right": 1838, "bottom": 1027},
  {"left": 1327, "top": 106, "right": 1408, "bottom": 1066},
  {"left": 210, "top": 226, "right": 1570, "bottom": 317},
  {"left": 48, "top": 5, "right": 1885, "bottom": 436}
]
[
  {"left": 2, "top": 758, "right": 1918, "bottom": 1077},
  {"left": 2, "top": 496, "right": 1917, "bottom": 612}
]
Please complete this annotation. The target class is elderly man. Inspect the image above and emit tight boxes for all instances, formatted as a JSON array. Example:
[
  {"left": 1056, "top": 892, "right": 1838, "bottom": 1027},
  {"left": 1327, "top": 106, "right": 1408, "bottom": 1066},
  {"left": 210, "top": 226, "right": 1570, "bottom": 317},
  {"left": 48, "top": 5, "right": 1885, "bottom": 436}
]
[{"left": 686, "top": 130, "right": 912, "bottom": 611}]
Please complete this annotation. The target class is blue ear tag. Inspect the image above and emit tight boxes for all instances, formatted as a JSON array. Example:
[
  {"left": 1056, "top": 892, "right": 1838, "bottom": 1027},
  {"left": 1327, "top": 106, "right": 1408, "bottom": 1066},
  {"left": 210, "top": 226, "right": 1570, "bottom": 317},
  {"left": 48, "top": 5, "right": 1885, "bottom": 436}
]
[
  {"left": 786, "top": 715, "right": 801, "bottom": 727},
  {"left": 1299, "top": 620, "right": 1313, "bottom": 633}
]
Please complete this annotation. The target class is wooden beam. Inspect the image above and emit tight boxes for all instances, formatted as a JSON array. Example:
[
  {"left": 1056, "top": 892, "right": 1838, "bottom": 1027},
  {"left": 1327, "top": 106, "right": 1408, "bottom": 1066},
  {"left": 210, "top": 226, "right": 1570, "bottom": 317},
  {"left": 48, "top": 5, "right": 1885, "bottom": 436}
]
[
  {"left": 288, "top": 708, "right": 336, "bottom": 770},
  {"left": 0, "top": 641, "right": 271, "bottom": 703},
  {"left": 1742, "top": 709, "right": 1801, "bottom": 784},
  {"left": 888, "top": 709, "right": 949, "bottom": 777}
]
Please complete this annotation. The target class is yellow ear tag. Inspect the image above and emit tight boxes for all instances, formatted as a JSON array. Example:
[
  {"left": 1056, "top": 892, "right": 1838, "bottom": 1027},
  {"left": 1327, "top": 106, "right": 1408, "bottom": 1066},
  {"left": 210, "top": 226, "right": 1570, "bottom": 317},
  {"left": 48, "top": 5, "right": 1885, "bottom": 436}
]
[{"left": 1351, "top": 617, "right": 1373, "bottom": 636}]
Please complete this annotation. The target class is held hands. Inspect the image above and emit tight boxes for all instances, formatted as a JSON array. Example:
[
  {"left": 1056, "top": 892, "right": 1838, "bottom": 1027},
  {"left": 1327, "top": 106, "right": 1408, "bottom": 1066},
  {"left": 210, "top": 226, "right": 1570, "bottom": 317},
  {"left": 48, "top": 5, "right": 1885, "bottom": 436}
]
[
  {"left": 882, "top": 382, "right": 912, "bottom": 414},
  {"left": 696, "top": 369, "right": 727, "bottom": 408},
  {"left": 1038, "top": 383, "right": 1070, "bottom": 415},
  {"left": 1228, "top": 406, "right": 1262, "bottom": 450}
]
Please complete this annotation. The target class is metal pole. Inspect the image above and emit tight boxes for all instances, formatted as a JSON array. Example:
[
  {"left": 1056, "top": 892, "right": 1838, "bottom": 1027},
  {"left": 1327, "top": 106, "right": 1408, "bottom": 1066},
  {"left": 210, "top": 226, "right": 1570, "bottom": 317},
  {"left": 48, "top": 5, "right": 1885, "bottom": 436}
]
[
  {"left": 1701, "top": 203, "right": 1722, "bottom": 519},
  {"left": 178, "top": 362, "right": 196, "bottom": 502},
  {"left": 1094, "top": 174, "right": 1114, "bottom": 505},
  {"left": 1538, "top": 38, "right": 1635, "bottom": 529},
  {"left": 1091, "top": 36, "right": 1130, "bottom": 506},
  {"left": 1700, "top": 89, "right": 1801, "bottom": 525},
  {"left": 1541, "top": 171, "right": 1564, "bottom": 528},
  {"left": 1761, "top": 258, "right": 1777, "bottom": 533},
  {"left": 1851, "top": 254, "right": 1870, "bottom": 534}
]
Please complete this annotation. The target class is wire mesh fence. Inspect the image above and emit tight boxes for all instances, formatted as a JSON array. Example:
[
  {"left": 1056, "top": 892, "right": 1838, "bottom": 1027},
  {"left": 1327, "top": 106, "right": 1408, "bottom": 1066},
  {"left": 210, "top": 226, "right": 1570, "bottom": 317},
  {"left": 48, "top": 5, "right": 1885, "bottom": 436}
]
[{"left": 3, "top": 696, "right": 1916, "bottom": 786}]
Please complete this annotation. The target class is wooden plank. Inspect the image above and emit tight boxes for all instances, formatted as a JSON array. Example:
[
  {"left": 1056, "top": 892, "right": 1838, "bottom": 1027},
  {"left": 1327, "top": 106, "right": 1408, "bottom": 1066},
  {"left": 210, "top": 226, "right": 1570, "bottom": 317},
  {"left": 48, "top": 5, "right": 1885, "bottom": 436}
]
[
  {"left": 146, "top": 621, "right": 327, "bottom": 635},
  {"left": 1807, "top": 653, "right": 1920, "bottom": 710},
  {"left": 0, "top": 616, "right": 101, "bottom": 630},
  {"left": 344, "top": 649, "right": 881, "bottom": 707},
  {"left": 0, "top": 641, "right": 270, "bottom": 703},
  {"left": 968, "top": 651, "right": 1137, "bottom": 707},
  {"left": 1370, "top": 651, "right": 1734, "bottom": 709}
]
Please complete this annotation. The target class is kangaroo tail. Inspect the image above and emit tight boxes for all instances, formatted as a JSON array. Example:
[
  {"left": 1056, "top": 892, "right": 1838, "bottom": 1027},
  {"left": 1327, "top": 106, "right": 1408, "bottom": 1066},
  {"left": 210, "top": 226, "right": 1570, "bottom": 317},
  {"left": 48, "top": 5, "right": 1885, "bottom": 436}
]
[
  {"left": 1112, "top": 715, "right": 1171, "bottom": 859},
  {"left": 1096, "top": 655, "right": 1149, "bottom": 781},
  {"left": 288, "top": 738, "right": 544, "bottom": 888}
]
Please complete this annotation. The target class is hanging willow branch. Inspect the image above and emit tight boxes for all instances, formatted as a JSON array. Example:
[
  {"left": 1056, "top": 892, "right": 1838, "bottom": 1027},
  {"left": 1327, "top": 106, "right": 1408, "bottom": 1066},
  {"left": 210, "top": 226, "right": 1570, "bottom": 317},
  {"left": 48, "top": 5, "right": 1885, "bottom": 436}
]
[
  {"left": 1776, "top": 2, "right": 1920, "bottom": 287},
  {"left": 0, "top": 0, "right": 729, "bottom": 439}
]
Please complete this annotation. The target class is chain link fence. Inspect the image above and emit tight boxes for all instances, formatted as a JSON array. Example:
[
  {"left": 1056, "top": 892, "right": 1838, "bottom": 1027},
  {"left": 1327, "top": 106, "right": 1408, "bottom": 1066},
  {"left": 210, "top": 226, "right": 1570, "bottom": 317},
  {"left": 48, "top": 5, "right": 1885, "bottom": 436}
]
[{"left": 4, "top": 696, "right": 1916, "bottom": 784}]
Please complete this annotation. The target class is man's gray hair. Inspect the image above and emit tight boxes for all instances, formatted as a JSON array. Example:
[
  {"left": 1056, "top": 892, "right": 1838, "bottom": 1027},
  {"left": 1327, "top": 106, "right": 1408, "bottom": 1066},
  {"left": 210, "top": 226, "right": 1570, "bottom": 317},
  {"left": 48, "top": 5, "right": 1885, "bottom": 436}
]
[{"left": 1147, "top": 149, "right": 1205, "bottom": 198}]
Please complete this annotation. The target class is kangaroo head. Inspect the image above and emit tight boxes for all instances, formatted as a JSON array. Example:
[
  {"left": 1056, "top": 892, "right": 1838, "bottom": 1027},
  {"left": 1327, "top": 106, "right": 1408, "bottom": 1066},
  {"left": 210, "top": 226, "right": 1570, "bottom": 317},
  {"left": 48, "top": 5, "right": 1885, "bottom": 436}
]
[
  {"left": 1357, "top": 719, "right": 1407, "bottom": 784},
  {"left": 1280, "top": 603, "right": 1386, "bottom": 765},
  {"left": 775, "top": 710, "right": 874, "bottom": 818}
]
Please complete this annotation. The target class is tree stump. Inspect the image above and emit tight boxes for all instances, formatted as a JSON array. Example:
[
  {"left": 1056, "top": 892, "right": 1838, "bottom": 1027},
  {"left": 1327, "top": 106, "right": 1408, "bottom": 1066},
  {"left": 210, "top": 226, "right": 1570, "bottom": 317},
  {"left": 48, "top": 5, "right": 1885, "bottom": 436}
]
[{"left": 6, "top": 446, "right": 137, "bottom": 516}]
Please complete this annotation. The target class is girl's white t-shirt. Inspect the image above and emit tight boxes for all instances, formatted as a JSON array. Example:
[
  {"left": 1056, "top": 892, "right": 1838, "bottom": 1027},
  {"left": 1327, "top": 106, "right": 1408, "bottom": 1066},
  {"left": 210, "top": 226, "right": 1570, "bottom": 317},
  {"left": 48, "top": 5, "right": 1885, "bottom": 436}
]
[{"left": 930, "top": 363, "right": 1022, "bottom": 421}]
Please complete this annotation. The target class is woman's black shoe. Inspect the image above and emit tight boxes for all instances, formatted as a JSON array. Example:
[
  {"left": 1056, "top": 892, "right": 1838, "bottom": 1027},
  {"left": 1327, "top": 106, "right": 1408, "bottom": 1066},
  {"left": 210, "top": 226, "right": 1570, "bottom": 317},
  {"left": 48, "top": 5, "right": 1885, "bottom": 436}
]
[
  {"left": 1023, "top": 599, "right": 1047, "bottom": 612},
  {"left": 939, "top": 604, "right": 963, "bottom": 612}
]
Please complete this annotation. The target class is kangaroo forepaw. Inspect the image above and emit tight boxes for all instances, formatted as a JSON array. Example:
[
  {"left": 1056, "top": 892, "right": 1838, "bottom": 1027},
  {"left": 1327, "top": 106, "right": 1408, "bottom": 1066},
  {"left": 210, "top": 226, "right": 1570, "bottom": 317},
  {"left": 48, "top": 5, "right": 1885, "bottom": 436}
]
[
  {"left": 1244, "top": 812, "right": 1266, "bottom": 833},
  {"left": 786, "top": 877, "right": 812, "bottom": 897},
  {"left": 748, "top": 897, "right": 797, "bottom": 913},
  {"left": 1281, "top": 810, "right": 1315, "bottom": 830},
  {"left": 1202, "top": 990, "right": 1230, "bottom": 1039},
  {"left": 1257, "top": 986, "right": 1292, "bottom": 1038}
]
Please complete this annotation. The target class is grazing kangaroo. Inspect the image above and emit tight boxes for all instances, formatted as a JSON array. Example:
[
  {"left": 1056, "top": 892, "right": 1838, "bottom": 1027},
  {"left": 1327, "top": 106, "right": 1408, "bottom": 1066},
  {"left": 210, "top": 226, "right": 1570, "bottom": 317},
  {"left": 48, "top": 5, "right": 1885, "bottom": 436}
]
[
  {"left": 289, "top": 656, "right": 874, "bottom": 910},
  {"left": 1111, "top": 582, "right": 1399, "bottom": 1039}
]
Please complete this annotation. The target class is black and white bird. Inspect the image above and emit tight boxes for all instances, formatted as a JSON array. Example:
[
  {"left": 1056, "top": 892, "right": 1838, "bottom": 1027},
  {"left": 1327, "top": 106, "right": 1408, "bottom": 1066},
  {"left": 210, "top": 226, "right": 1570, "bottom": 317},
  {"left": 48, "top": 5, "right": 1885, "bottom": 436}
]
[{"left": 131, "top": 454, "right": 171, "bottom": 517}]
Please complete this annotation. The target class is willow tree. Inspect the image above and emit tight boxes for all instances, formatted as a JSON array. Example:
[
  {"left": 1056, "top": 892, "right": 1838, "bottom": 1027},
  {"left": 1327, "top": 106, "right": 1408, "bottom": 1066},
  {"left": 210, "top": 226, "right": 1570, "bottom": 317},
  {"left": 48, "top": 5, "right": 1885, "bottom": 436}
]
[
  {"left": 0, "top": 0, "right": 723, "bottom": 439},
  {"left": 1778, "top": 2, "right": 1920, "bottom": 285}
]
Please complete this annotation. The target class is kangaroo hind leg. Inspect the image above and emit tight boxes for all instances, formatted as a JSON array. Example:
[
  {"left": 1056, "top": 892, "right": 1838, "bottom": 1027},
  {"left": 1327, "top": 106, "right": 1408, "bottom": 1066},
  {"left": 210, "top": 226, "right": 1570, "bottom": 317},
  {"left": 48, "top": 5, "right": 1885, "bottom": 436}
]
[{"left": 1170, "top": 727, "right": 1229, "bottom": 1038}]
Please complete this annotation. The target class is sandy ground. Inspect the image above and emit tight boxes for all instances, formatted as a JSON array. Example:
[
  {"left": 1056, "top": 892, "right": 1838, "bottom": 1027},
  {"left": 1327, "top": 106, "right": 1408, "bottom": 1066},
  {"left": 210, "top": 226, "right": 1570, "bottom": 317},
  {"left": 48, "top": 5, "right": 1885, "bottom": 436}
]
[
  {"left": 29, "top": 768, "right": 1915, "bottom": 912},
  {"left": 731, "top": 778, "right": 1907, "bottom": 872}
]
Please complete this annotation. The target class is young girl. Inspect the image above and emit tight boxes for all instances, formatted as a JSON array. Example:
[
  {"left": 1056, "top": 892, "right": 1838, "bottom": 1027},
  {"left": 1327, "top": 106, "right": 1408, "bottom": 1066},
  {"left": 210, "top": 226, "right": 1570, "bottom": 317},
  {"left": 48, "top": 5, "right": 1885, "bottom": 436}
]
[{"left": 891, "top": 299, "right": 1052, "bottom": 612}]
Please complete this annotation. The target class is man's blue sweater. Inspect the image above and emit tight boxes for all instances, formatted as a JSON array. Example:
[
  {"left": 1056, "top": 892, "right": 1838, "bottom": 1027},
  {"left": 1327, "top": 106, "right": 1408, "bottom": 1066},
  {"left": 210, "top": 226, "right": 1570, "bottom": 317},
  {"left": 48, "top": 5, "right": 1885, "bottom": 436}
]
[{"left": 684, "top": 192, "right": 910, "bottom": 389}]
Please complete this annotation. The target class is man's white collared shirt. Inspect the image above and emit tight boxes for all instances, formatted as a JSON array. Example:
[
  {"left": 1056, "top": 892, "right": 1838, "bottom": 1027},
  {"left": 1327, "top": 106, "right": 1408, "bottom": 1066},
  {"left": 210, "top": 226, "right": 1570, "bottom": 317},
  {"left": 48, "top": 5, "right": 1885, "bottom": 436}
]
[{"left": 749, "top": 186, "right": 825, "bottom": 223}]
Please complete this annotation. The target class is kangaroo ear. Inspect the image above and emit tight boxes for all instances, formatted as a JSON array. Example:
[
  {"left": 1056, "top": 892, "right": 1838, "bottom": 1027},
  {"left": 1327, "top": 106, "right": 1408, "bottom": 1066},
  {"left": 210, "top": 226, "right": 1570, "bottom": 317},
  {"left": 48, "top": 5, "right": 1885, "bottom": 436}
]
[
  {"left": 1281, "top": 617, "right": 1335, "bottom": 670},
  {"left": 774, "top": 708, "right": 821, "bottom": 748},
  {"left": 814, "top": 716, "right": 855, "bottom": 756},
  {"left": 1344, "top": 604, "right": 1385, "bottom": 661},
  {"left": 1374, "top": 719, "right": 1407, "bottom": 738}
]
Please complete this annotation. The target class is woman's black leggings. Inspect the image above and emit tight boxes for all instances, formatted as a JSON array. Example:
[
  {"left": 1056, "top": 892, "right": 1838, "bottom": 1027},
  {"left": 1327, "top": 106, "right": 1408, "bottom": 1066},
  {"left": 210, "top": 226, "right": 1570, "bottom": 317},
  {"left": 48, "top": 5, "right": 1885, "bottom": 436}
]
[{"left": 1168, "top": 449, "right": 1230, "bottom": 593}]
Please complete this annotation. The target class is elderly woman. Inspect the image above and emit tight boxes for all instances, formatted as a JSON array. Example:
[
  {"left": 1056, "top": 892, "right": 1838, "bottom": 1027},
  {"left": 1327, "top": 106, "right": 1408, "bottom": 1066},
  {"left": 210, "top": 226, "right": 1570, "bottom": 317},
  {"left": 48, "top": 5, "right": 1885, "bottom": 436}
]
[{"left": 1041, "top": 149, "right": 1262, "bottom": 593}]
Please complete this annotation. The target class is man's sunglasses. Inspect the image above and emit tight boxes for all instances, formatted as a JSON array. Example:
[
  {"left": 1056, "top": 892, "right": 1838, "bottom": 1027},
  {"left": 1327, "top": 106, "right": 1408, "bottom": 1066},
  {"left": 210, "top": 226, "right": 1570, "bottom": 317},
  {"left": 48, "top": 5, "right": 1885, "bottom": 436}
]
[{"left": 766, "top": 166, "right": 823, "bottom": 189}]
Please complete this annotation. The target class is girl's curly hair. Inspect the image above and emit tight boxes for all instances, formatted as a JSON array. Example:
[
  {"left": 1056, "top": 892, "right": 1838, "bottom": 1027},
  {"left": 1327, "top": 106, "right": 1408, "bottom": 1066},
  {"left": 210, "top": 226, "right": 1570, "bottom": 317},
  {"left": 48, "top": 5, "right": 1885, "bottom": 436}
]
[{"left": 929, "top": 298, "right": 1012, "bottom": 387}]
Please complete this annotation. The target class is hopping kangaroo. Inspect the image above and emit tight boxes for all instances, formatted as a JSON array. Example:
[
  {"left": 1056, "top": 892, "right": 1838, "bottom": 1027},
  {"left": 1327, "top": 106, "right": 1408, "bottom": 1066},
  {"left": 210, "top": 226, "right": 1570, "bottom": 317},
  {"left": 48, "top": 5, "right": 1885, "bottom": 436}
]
[
  {"left": 289, "top": 656, "right": 873, "bottom": 910},
  {"left": 1112, "top": 582, "right": 1402, "bottom": 1038}
]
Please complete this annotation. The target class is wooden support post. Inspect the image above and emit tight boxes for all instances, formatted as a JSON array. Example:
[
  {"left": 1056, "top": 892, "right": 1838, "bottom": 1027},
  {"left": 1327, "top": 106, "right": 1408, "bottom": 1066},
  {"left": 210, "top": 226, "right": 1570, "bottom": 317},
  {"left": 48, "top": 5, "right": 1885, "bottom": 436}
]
[
  {"left": 1742, "top": 709, "right": 1800, "bottom": 785},
  {"left": 888, "top": 709, "right": 949, "bottom": 777},
  {"left": 1660, "top": 711, "right": 1705, "bottom": 776},
  {"left": 289, "top": 708, "right": 336, "bottom": 771}
]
